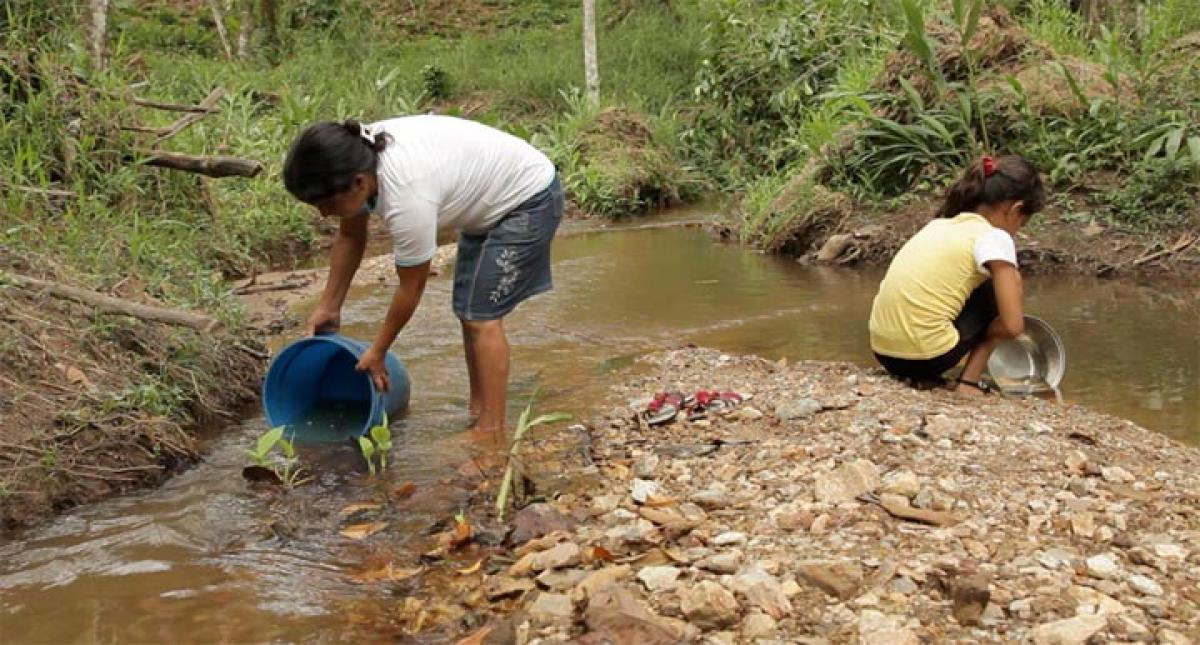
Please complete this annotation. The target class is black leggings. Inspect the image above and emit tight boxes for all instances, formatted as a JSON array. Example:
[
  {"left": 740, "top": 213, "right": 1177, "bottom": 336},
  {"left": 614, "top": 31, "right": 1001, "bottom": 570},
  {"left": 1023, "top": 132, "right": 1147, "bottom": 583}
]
[{"left": 875, "top": 281, "right": 999, "bottom": 381}]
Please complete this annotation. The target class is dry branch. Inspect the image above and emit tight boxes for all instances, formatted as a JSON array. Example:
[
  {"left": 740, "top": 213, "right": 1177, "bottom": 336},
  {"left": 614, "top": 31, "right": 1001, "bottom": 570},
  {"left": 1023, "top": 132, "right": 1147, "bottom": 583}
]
[
  {"left": 155, "top": 88, "right": 225, "bottom": 142},
  {"left": 6, "top": 274, "right": 223, "bottom": 333},
  {"left": 141, "top": 151, "right": 263, "bottom": 178},
  {"left": 130, "top": 97, "right": 220, "bottom": 113},
  {"left": 209, "top": 0, "right": 234, "bottom": 61}
]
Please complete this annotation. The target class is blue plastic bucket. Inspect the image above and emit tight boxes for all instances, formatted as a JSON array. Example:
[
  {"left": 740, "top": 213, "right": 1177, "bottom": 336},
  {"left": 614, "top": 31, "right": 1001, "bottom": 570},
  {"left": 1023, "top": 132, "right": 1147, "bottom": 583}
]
[{"left": 262, "top": 334, "right": 410, "bottom": 440}]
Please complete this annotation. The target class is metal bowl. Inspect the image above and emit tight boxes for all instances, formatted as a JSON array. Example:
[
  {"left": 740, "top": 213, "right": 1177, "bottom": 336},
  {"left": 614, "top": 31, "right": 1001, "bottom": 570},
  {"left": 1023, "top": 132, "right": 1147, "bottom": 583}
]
[{"left": 986, "top": 315, "right": 1066, "bottom": 393}]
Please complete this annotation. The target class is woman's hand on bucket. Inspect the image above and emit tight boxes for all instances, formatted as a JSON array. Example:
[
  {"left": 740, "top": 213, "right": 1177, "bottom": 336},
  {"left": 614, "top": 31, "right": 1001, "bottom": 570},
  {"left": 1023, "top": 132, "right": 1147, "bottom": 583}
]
[
  {"left": 306, "top": 306, "right": 341, "bottom": 336},
  {"left": 356, "top": 347, "right": 390, "bottom": 392}
]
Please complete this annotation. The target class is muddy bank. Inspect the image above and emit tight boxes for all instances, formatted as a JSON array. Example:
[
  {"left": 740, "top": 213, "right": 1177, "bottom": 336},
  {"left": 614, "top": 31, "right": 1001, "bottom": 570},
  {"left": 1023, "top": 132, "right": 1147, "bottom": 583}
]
[
  {"left": 454, "top": 348, "right": 1200, "bottom": 643},
  {"left": 733, "top": 193, "right": 1200, "bottom": 282},
  {"left": 0, "top": 285, "right": 264, "bottom": 530}
]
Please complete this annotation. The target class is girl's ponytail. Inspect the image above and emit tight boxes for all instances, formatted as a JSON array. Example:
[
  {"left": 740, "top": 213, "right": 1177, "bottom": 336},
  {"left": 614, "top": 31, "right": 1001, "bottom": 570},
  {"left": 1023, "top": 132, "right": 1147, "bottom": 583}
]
[
  {"left": 341, "top": 120, "right": 389, "bottom": 155},
  {"left": 936, "top": 155, "right": 1046, "bottom": 219}
]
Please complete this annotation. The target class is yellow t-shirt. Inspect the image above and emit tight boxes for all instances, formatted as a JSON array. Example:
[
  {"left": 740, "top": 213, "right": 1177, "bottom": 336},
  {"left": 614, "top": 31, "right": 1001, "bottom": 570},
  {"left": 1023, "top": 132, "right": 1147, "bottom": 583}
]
[{"left": 869, "top": 213, "right": 995, "bottom": 359}]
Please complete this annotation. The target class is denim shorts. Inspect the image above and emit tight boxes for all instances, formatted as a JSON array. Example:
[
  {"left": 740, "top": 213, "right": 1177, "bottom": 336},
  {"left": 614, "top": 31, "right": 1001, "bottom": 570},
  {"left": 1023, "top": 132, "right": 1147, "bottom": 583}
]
[{"left": 452, "top": 175, "right": 564, "bottom": 321}]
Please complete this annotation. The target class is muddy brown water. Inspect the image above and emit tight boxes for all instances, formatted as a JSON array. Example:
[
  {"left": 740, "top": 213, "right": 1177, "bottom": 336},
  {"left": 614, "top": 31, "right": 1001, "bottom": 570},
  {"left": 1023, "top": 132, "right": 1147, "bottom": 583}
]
[{"left": 2, "top": 216, "right": 1196, "bottom": 642}]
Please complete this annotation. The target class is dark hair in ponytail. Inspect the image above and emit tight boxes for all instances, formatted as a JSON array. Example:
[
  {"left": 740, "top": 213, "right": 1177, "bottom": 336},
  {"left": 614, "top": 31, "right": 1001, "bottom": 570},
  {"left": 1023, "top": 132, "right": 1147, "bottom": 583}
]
[
  {"left": 936, "top": 155, "right": 1046, "bottom": 219},
  {"left": 282, "top": 120, "right": 389, "bottom": 204}
]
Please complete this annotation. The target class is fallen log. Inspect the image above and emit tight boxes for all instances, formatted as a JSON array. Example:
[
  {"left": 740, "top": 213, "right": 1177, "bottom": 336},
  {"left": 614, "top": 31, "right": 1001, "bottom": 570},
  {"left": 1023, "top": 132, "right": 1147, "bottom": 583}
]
[
  {"left": 141, "top": 151, "right": 263, "bottom": 178},
  {"left": 6, "top": 274, "right": 223, "bottom": 333}
]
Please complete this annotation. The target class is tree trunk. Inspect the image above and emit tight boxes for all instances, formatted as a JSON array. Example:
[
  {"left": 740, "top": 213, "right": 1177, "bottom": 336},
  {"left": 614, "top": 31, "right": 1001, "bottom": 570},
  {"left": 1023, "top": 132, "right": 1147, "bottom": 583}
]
[
  {"left": 87, "top": 0, "right": 110, "bottom": 71},
  {"left": 260, "top": 0, "right": 280, "bottom": 55},
  {"left": 237, "top": 0, "right": 254, "bottom": 60},
  {"left": 209, "top": 0, "right": 233, "bottom": 60},
  {"left": 582, "top": 0, "right": 600, "bottom": 108}
]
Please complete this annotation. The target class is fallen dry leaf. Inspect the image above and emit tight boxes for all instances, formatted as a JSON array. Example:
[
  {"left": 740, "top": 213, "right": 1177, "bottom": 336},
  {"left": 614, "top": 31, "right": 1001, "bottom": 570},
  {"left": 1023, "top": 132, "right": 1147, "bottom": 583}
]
[
  {"left": 57, "top": 363, "right": 94, "bottom": 390},
  {"left": 591, "top": 545, "right": 616, "bottom": 562},
  {"left": 340, "top": 521, "right": 389, "bottom": 540},
  {"left": 457, "top": 558, "right": 484, "bottom": 575},
  {"left": 642, "top": 495, "right": 679, "bottom": 508},
  {"left": 450, "top": 519, "right": 473, "bottom": 548},
  {"left": 339, "top": 503, "right": 382, "bottom": 517},
  {"left": 393, "top": 482, "right": 417, "bottom": 499}
]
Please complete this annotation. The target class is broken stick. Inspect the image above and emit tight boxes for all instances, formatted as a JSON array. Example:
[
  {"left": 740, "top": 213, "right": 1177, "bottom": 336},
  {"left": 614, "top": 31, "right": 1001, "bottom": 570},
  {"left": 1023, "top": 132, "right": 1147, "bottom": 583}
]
[
  {"left": 155, "top": 87, "right": 225, "bottom": 142},
  {"left": 6, "top": 274, "right": 223, "bottom": 333},
  {"left": 142, "top": 151, "right": 263, "bottom": 178}
]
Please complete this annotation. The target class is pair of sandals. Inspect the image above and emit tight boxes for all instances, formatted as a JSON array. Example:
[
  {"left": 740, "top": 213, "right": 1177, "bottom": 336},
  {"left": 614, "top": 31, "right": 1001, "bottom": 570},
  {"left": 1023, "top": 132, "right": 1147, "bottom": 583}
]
[{"left": 643, "top": 389, "right": 744, "bottom": 426}]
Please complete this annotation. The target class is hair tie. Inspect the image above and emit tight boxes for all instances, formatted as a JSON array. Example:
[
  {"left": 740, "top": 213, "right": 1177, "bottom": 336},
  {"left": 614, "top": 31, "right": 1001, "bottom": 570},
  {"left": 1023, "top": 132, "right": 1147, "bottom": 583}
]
[
  {"left": 981, "top": 156, "right": 997, "bottom": 178},
  {"left": 359, "top": 123, "right": 377, "bottom": 146}
]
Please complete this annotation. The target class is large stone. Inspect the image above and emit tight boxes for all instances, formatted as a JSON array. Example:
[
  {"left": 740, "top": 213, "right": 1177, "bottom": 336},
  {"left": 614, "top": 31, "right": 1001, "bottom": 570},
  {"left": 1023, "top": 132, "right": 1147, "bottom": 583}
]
[
  {"left": 508, "top": 541, "right": 582, "bottom": 576},
  {"left": 798, "top": 561, "right": 864, "bottom": 600},
  {"left": 698, "top": 550, "right": 744, "bottom": 574},
  {"left": 1067, "top": 585, "right": 1125, "bottom": 616},
  {"left": 814, "top": 459, "right": 880, "bottom": 504},
  {"left": 1128, "top": 574, "right": 1164, "bottom": 596},
  {"left": 1101, "top": 466, "right": 1135, "bottom": 483},
  {"left": 636, "top": 566, "right": 682, "bottom": 592},
  {"left": 679, "top": 580, "right": 741, "bottom": 629},
  {"left": 713, "top": 531, "right": 747, "bottom": 546},
  {"left": 1085, "top": 553, "right": 1122, "bottom": 580},
  {"left": 1028, "top": 614, "right": 1107, "bottom": 645},
  {"left": 951, "top": 572, "right": 991, "bottom": 626},
  {"left": 1070, "top": 512, "right": 1096, "bottom": 539},
  {"left": 536, "top": 568, "right": 588, "bottom": 592},
  {"left": 485, "top": 576, "right": 537, "bottom": 601},
  {"left": 741, "top": 612, "right": 777, "bottom": 639},
  {"left": 572, "top": 565, "right": 633, "bottom": 604},
  {"left": 690, "top": 489, "right": 730, "bottom": 510},
  {"left": 528, "top": 592, "right": 574, "bottom": 625},
  {"left": 744, "top": 579, "right": 793, "bottom": 619},
  {"left": 924, "top": 414, "right": 968, "bottom": 439},
  {"left": 880, "top": 469, "right": 921, "bottom": 497},
  {"left": 775, "top": 398, "right": 821, "bottom": 421},
  {"left": 862, "top": 629, "right": 919, "bottom": 645},
  {"left": 631, "top": 479, "right": 660, "bottom": 504},
  {"left": 584, "top": 583, "right": 687, "bottom": 645},
  {"left": 508, "top": 503, "right": 575, "bottom": 546}
]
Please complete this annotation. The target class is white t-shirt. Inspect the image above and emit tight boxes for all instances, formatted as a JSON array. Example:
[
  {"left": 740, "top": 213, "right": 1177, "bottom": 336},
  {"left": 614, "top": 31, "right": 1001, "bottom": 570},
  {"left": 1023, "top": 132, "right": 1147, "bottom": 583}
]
[
  {"left": 370, "top": 116, "right": 556, "bottom": 267},
  {"left": 973, "top": 227, "right": 1018, "bottom": 275}
]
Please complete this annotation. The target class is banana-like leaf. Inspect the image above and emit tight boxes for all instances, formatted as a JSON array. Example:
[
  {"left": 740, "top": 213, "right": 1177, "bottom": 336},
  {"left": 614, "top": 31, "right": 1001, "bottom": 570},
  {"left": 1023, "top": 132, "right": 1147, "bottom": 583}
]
[
  {"left": 357, "top": 436, "right": 375, "bottom": 459},
  {"left": 1165, "top": 127, "right": 1184, "bottom": 161},
  {"left": 528, "top": 412, "right": 572, "bottom": 428},
  {"left": 962, "top": 0, "right": 984, "bottom": 48},
  {"left": 257, "top": 427, "right": 284, "bottom": 457}
]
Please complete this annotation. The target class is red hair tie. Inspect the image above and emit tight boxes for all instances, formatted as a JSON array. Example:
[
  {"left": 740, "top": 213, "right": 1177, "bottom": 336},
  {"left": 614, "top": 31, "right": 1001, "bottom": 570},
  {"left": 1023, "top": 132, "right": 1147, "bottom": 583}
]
[{"left": 981, "top": 156, "right": 998, "bottom": 178}]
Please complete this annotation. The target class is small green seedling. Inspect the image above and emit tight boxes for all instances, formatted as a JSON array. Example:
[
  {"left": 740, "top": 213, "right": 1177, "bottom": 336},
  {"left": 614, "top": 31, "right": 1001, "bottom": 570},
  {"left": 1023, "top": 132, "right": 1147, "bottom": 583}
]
[
  {"left": 245, "top": 426, "right": 307, "bottom": 488},
  {"left": 357, "top": 435, "right": 377, "bottom": 476},
  {"left": 357, "top": 414, "right": 392, "bottom": 476},
  {"left": 495, "top": 401, "right": 571, "bottom": 522},
  {"left": 246, "top": 426, "right": 284, "bottom": 466}
]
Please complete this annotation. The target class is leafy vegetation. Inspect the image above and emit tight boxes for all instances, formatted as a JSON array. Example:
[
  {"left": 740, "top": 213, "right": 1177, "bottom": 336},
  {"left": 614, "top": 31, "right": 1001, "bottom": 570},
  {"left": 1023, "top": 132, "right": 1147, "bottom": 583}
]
[
  {"left": 737, "top": 0, "right": 1200, "bottom": 243},
  {"left": 495, "top": 400, "right": 570, "bottom": 523},
  {"left": 358, "top": 417, "right": 394, "bottom": 476}
]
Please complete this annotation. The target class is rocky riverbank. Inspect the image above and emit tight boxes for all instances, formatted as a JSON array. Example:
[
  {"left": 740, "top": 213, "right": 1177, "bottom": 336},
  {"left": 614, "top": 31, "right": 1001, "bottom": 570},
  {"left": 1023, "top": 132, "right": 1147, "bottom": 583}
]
[{"left": 465, "top": 348, "right": 1200, "bottom": 644}]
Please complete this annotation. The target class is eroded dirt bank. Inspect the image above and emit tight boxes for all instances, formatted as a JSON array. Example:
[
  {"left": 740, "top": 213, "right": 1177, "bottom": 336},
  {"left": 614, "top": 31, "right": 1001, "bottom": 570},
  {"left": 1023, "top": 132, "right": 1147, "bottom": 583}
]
[{"left": 452, "top": 348, "right": 1200, "bottom": 644}]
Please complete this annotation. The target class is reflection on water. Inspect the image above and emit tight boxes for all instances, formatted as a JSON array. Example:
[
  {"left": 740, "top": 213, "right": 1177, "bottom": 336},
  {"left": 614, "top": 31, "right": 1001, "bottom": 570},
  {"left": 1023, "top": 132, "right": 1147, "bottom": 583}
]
[{"left": 1, "top": 224, "right": 1196, "bottom": 642}]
